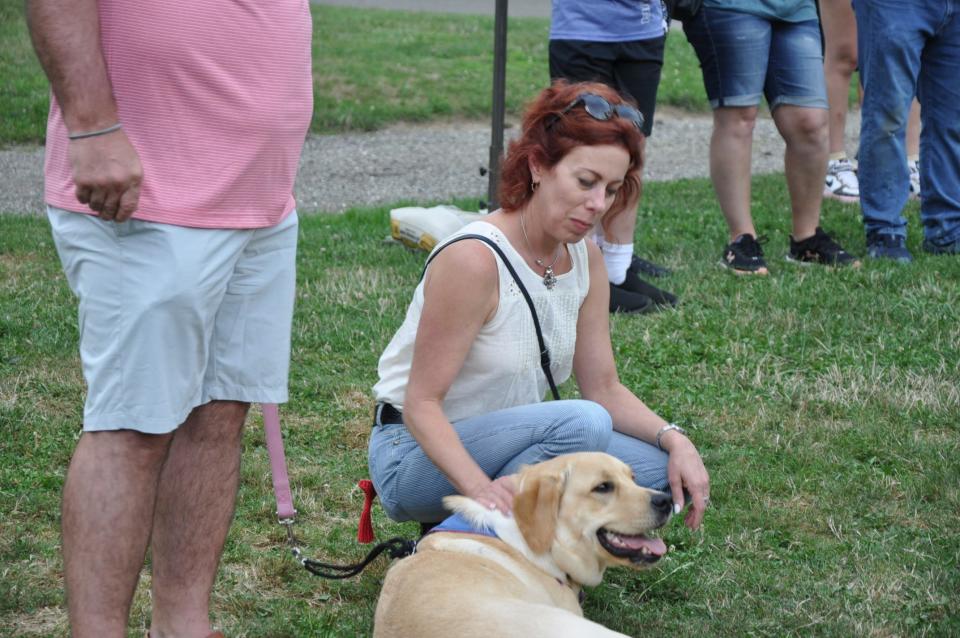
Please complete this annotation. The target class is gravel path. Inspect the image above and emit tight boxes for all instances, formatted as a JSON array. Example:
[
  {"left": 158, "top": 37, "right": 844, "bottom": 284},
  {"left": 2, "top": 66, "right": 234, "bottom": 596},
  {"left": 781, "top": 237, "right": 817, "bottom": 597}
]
[{"left": 0, "top": 108, "right": 859, "bottom": 215}]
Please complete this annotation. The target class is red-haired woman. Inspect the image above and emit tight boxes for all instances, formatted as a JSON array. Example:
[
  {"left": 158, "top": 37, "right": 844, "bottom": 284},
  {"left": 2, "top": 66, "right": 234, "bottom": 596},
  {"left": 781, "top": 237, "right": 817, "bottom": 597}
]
[{"left": 368, "top": 81, "right": 710, "bottom": 531}]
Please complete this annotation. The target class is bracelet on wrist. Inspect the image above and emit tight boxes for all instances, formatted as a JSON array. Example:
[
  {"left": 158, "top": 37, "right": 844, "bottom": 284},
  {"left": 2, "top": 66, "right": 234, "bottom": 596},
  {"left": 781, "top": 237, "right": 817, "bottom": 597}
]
[
  {"left": 68, "top": 122, "right": 122, "bottom": 140},
  {"left": 655, "top": 423, "right": 687, "bottom": 451}
]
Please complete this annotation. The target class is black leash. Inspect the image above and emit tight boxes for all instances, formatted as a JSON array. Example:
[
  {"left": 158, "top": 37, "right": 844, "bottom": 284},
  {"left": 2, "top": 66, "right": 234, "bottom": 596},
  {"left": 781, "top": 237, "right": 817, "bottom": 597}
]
[
  {"left": 264, "top": 404, "right": 416, "bottom": 579},
  {"left": 297, "top": 537, "right": 417, "bottom": 579}
]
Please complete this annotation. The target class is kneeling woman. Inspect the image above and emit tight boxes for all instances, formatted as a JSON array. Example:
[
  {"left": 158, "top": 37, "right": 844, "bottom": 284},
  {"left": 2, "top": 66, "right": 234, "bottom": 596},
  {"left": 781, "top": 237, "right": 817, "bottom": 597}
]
[{"left": 369, "top": 81, "right": 709, "bottom": 530}]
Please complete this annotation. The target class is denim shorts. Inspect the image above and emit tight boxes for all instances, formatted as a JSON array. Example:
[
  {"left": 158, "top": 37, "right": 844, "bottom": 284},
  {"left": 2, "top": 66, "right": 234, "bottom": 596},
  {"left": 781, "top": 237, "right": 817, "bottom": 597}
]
[
  {"left": 684, "top": 8, "right": 828, "bottom": 111},
  {"left": 48, "top": 207, "right": 299, "bottom": 433}
]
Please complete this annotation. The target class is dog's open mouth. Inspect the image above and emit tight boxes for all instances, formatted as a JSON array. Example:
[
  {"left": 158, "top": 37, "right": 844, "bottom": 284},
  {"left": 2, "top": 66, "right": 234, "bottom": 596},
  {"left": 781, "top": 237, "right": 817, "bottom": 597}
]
[{"left": 597, "top": 528, "right": 667, "bottom": 564}]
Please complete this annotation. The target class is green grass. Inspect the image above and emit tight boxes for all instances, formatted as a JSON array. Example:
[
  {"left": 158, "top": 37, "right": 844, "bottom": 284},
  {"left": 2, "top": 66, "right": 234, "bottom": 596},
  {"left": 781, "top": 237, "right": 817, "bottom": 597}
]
[
  {"left": 0, "top": 0, "right": 49, "bottom": 145},
  {"left": 0, "top": 2, "right": 952, "bottom": 635},
  {"left": 0, "top": 2, "right": 708, "bottom": 146},
  {"left": 2, "top": 179, "right": 958, "bottom": 636}
]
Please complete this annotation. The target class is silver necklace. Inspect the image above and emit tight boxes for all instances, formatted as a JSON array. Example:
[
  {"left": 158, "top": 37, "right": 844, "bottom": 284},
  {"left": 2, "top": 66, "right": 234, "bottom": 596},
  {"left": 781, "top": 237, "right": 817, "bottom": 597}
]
[{"left": 519, "top": 213, "right": 562, "bottom": 290}]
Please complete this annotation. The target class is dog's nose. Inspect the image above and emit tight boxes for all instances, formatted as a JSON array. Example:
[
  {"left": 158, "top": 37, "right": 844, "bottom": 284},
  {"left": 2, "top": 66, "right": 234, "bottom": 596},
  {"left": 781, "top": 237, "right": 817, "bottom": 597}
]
[{"left": 650, "top": 491, "right": 672, "bottom": 515}]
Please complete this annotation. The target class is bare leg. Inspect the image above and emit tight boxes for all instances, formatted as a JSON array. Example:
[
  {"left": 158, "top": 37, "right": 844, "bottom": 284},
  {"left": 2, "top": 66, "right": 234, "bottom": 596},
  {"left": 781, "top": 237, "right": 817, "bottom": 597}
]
[
  {"left": 62, "top": 430, "right": 173, "bottom": 638},
  {"left": 600, "top": 189, "right": 640, "bottom": 284},
  {"left": 602, "top": 190, "right": 639, "bottom": 245},
  {"left": 773, "top": 105, "right": 830, "bottom": 240},
  {"left": 906, "top": 99, "right": 922, "bottom": 197},
  {"left": 820, "top": 0, "right": 859, "bottom": 157},
  {"left": 906, "top": 98, "right": 921, "bottom": 157},
  {"left": 149, "top": 400, "right": 250, "bottom": 638},
  {"left": 710, "top": 106, "right": 759, "bottom": 240}
]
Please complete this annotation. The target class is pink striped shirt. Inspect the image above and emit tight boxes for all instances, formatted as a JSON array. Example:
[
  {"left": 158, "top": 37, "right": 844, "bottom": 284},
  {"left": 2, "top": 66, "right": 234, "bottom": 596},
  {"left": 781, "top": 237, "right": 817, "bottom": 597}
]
[{"left": 44, "top": 0, "right": 314, "bottom": 229}]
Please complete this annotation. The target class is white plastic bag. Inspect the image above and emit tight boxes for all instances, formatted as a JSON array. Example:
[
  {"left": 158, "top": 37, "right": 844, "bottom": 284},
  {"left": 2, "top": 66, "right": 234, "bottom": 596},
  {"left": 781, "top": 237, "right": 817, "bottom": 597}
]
[{"left": 389, "top": 205, "right": 487, "bottom": 252}]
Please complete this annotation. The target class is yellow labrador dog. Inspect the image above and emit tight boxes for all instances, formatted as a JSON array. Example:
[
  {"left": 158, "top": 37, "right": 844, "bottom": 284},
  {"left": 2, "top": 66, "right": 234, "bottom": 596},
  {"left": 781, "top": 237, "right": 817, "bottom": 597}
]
[{"left": 373, "top": 452, "right": 672, "bottom": 638}]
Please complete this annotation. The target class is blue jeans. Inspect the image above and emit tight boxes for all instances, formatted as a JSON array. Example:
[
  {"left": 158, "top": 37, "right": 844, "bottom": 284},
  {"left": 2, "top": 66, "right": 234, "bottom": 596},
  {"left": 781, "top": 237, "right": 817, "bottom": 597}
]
[
  {"left": 367, "top": 400, "right": 670, "bottom": 522},
  {"left": 683, "top": 9, "right": 827, "bottom": 110},
  {"left": 856, "top": 0, "right": 960, "bottom": 245}
]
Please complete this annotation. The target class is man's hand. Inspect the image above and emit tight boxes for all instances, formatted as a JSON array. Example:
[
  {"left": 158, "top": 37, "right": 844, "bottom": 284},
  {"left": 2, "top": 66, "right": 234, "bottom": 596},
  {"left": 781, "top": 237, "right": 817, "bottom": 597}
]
[
  {"left": 27, "top": 0, "right": 141, "bottom": 222},
  {"left": 69, "top": 128, "right": 142, "bottom": 222}
]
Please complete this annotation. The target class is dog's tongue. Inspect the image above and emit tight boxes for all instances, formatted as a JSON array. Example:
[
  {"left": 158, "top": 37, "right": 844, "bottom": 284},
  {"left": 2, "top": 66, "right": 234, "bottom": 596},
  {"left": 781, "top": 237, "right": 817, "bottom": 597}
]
[{"left": 622, "top": 535, "right": 667, "bottom": 556}]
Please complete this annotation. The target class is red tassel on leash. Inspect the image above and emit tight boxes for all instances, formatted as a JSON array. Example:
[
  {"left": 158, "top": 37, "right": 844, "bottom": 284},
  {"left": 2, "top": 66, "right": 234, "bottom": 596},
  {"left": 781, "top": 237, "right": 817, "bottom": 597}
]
[{"left": 357, "top": 479, "right": 377, "bottom": 543}]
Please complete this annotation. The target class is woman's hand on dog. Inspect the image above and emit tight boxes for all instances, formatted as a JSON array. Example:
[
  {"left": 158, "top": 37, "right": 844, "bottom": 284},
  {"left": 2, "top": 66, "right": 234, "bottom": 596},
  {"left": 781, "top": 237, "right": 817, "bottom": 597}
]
[
  {"left": 471, "top": 475, "right": 517, "bottom": 516},
  {"left": 665, "top": 438, "right": 710, "bottom": 530}
]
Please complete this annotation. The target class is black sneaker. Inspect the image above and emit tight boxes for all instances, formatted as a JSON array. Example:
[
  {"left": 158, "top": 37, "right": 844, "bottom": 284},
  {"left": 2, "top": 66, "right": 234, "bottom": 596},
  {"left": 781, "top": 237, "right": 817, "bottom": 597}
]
[
  {"left": 787, "top": 227, "right": 860, "bottom": 267},
  {"left": 609, "top": 282, "right": 655, "bottom": 314},
  {"left": 617, "top": 266, "right": 678, "bottom": 308},
  {"left": 721, "top": 234, "right": 768, "bottom": 274},
  {"left": 867, "top": 232, "right": 912, "bottom": 263},
  {"left": 922, "top": 237, "right": 960, "bottom": 255},
  {"left": 630, "top": 254, "right": 671, "bottom": 278}
]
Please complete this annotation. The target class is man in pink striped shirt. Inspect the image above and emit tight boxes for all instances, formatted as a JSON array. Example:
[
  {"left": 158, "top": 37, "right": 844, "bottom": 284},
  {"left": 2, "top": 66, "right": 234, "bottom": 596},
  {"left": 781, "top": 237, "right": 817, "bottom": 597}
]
[{"left": 26, "top": 1, "right": 313, "bottom": 635}]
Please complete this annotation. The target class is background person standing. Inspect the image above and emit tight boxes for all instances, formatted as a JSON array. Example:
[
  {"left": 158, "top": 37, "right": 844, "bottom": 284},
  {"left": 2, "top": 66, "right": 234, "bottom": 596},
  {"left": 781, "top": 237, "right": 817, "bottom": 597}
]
[
  {"left": 683, "top": 0, "right": 859, "bottom": 274},
  {"left": 26, "top": 1, "right": 313, "bottom": 636},
  {"left": 855, "top": 0, "right": 960, "bottom": 261},
  {"left": 549, "top": 0, "right": 679, "bottom": 314},
  {"left": 818, "top": 0, "right": 923, "bottom": 204}
]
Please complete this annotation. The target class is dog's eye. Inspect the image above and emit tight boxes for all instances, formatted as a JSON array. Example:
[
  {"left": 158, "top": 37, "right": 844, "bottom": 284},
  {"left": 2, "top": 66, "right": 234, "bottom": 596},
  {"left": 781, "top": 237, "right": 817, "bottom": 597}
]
[{"left": 592, "top": 481, "right": 614, "bottom": 494}]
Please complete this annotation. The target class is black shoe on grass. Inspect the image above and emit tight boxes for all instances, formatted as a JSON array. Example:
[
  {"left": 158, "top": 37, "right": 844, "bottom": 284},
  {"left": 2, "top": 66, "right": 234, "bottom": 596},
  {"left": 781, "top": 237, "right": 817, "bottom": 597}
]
[
  {"left": 787, "top": 227, "right": 860, "bottom": 267},
  {"left": 922, "top": 237, "right": 960, "bottom": 255},
  {"left": 630, "top": 254, "right": 671, "bottom": 278},
  {"left": 721, "top": 234, "right": 768, "bottom": 274},
  {"left": 618, "top": 266, "right": 678, "bottom": 308},
  {"left": 609, "top": 282, "right": 655, "bottom": 314},
  {"left": 866, "top": 232, "right": 912, "bottom": 263}
]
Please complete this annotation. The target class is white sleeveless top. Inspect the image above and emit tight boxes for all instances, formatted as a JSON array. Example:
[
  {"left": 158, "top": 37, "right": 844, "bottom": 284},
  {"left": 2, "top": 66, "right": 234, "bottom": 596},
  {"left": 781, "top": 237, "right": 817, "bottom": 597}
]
[{"left": 374, "top": 221, "right": 591, "bottom": 422}]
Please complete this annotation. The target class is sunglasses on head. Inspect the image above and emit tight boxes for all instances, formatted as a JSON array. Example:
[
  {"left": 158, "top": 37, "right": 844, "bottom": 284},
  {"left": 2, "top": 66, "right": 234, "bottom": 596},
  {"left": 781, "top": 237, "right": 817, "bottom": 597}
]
[{"left": 546, "top": 93, "right": 645, "bottom": 132}]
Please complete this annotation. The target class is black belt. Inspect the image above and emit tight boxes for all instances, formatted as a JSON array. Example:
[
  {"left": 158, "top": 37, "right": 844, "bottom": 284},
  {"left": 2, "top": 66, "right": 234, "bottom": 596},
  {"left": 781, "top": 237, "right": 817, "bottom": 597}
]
[{"left": 375, "top": 403, "right": 403, "bottom": 425}]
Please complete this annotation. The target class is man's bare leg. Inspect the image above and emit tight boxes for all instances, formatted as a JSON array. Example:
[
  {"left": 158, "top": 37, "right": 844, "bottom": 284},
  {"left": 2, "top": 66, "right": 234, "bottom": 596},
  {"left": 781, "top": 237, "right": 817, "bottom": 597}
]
[
  {"left": 148, "top": 400, "right": 249, "bottom": 638},
  {"left": 62, "top": 429, "right": 173, "bottom": 638},
  {"left": 772, "top": 105, "right": 830, "bottom": 240}
]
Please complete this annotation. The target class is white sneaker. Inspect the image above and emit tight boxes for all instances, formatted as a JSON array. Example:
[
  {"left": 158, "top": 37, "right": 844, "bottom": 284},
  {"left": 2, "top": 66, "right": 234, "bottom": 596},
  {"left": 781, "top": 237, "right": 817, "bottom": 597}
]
[
  {"left": 823, "top": 158, "right": 860, "bottom": 203},
  {"left": 908, "top": 159, "right": 921, "bottom": 200}
]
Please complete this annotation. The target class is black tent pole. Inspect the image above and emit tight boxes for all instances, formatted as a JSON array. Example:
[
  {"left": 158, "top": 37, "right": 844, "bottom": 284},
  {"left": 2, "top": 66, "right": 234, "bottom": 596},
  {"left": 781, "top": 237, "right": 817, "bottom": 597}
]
[{"left": 487, "top": 0, "right": 508, "bottom": 210}]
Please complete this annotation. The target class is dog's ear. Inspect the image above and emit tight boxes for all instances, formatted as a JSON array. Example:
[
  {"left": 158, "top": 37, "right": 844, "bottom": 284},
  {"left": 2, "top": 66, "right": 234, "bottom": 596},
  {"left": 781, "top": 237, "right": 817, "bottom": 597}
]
[{"left": 513, "top": 471, "right": 563, "bottom": 554}]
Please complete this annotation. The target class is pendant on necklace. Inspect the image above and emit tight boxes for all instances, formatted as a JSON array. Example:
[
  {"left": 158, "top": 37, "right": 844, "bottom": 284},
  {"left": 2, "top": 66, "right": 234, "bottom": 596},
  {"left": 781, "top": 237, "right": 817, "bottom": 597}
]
[
  {"left": 522, "top": 213, "right": 561, "bottom": 290},
  {"left": 541, "top": 264, "right": 558, "bottom": 290}
]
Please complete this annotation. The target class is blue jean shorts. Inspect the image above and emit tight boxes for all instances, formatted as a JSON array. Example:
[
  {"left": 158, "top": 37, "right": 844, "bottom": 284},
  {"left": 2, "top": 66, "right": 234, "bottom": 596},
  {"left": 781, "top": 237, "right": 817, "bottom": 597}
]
[
  {"left": 48, "top": 207, "right": 299, "bottom": 434},
  {"left": 684, "top": 8, "right": 828, "bottom": 111}
]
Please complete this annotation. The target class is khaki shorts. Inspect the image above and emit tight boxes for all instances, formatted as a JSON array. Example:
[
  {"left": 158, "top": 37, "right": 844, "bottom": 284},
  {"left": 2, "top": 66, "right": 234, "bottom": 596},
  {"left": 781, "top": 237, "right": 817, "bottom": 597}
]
[{"left": 48, "top": 207, "right": 299, "bottom": 434}]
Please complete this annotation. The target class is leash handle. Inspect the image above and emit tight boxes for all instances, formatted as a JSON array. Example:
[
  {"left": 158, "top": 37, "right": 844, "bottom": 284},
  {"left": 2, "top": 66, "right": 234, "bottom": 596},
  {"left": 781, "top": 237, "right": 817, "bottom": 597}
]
[
  {"left": 302, "top": 537, "right": 417, "bottom": 579},
  {"left": 262, "top": 403, "right": 297, "bottom": 521}
]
